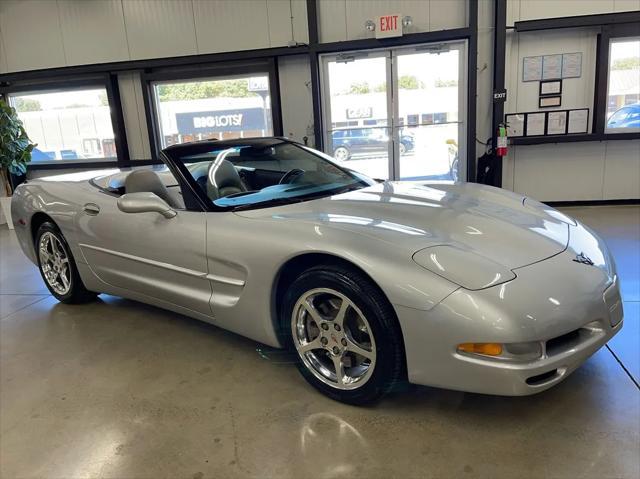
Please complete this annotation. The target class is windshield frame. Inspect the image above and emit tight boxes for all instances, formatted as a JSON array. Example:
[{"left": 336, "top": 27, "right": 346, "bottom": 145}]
[{"left": 161, "top": 138, "right": 374, "bottom": 212}]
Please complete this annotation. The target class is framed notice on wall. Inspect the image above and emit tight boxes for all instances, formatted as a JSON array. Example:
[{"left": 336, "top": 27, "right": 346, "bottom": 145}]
[
  {"left": 505, "top": 114, "right": 525, "bottom": 137},
  {"left": 539, "top": 95, "right": 562, "bottom": 108},
  {"left": 547, "top": 111, "right": 568, "bottom": 135},
  {"left": 540, "top": 80, "right": 562, "bottom": 96},
  {"left": 506, "top": 109, "right": 590, "bottom": 138},
  {"left": 526, "top": 113, "right": 546, "bottom": 136},
  {"left": 568, "top": 109, "right": 589, "bottom": 134}
]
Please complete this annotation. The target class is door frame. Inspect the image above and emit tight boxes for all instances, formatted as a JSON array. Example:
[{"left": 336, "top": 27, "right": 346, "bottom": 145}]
[{"left": 319, "top": 40, "right": 468, "bottom": 182}]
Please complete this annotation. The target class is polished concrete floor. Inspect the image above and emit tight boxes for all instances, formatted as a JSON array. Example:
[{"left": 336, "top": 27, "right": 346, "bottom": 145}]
[{"left": 1, "top": 205, "right": 638, "bottom": 479}]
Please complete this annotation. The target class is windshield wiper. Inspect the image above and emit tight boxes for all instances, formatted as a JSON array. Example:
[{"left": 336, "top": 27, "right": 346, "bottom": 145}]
[
  {"left": 230, "top": 196, "right": 307, "bottom": 211},
  {"left": 229, "top": 184, "right": 365, "bottom": 212},
  {"left": 331, "top": 184, "right": 365, "bottom": 195}
]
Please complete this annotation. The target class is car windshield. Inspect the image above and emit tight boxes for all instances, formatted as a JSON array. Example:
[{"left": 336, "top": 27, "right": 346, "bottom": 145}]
[{"left": 167, "top": 140, "right": 374, "bottom": 210}]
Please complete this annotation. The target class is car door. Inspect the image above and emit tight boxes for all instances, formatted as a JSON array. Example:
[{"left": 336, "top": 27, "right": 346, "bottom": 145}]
[{"left": 76, "top": 184, "right": 212, "bottom": 318}]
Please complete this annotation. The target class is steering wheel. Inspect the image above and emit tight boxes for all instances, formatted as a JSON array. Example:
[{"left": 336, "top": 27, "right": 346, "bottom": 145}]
[{"left": 279, "top": 168, "right": 306, "bottom": 184}]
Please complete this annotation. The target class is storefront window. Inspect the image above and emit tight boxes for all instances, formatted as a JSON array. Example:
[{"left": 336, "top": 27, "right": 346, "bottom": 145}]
[
  {"left": 152, "top": 75, "right": 273, "bottom": 148},
  {"left": 9, "top": 88, "right": 115, "bottom": 163},
  {"left": 606, "top": 37, "right": 640, "bottom": 132}
]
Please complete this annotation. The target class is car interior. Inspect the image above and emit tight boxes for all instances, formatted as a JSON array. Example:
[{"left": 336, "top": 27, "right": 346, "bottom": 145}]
[{"left": 92, "top": 143, "right": 358, "bottom": 210}]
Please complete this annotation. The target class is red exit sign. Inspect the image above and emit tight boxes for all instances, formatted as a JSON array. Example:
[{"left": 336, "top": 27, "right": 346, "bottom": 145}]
[{"left": 375, "top": 14, "right": 402, "bottom": 39}]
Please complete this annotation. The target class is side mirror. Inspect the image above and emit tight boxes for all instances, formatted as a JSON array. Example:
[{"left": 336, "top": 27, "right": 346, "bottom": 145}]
[{"left": 117, "top": 192, "right": 176, "bottom": 219}]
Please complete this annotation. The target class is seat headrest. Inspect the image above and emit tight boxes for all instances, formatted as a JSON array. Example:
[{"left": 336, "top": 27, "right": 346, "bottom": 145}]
[
  {"left": 207, "top": 159, "right": 246, "bottom": 200},
  {"left": 124, "top": 169, "right": 179, "bottom": 208}
]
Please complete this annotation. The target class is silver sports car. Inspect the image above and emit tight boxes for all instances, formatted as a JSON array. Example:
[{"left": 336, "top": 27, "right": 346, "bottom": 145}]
[{"left": 11, "top": 138, "right": 623, "bottom": 404}]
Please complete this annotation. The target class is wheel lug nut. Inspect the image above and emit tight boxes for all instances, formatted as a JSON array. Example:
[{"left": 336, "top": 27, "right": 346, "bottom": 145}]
[
  {"left": 332, "top": 346, "right": 340, "bottom": 355},
  {"left": 320, "top": 337, "right": 328, "bottom": 345},
  {"left": 341, "top": 338, "right": 347, "bottom": 346},
  {"left": 334, "top": 324, "right": 341, "bottom": 331},
  {"left": 321, "top": 323, "right": 329, "bottom": 330}
]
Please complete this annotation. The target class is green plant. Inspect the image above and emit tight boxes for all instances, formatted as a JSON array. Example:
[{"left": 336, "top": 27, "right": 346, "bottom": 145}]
[{"left": 0, "top": 98, "right": 35, "bottom": 195}]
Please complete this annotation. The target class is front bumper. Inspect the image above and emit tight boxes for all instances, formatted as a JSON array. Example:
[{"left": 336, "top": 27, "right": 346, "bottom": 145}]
[{"left": 397, "top": 244, "right": 623, "bottom": 396}]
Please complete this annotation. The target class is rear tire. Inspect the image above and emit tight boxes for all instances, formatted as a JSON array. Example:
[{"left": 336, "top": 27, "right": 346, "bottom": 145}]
[
  {"left": 35, "top": 222, "right": 97, "bottom": 304},
  {"left": 281, "top": 264, "right": 406, "bottom": 405},
  {"left": 333, "top": 146, "right": 351, "bottom": 162}
]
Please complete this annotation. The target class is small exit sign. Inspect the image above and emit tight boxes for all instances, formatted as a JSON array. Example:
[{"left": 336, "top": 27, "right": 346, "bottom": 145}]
[{"left": 375, "top": 14, "right": 402, "bottom": 39}]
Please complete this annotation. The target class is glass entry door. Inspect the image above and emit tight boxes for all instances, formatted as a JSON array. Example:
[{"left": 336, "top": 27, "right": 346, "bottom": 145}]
[{"left": 321, "top": 41, "right": 466, "bottom": 181}]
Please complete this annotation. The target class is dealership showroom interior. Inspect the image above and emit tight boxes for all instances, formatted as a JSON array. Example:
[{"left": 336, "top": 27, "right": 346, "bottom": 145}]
[{"left": 0, "top": 0, "right": 640, "bottom": 478}]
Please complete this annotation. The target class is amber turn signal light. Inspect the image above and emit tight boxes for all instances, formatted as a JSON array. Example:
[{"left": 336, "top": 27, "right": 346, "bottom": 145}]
[{"left": 457, "top": 342, "right": 503, "bottom": 356}]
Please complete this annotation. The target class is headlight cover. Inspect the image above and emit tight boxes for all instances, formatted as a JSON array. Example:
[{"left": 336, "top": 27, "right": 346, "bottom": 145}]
[{"left": 413, "top": 245, "right": 516, "bottom": 290}]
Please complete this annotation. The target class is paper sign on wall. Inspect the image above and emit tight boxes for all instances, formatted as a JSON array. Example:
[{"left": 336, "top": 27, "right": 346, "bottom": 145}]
[
  {"left": 375, "top": 14, "right": 402, "bottom": 39},
  {"left": 542, "top": 54, "right": 563, "bottom": 80},
  {"left": 523, "top": 52, "right": 583, "bottom": 82},
  {"left": 561, "top": 53, "right": 582, "bottom": 78},
  {"left": 523, "top": 56, "right": 543, "bottom": 82}
]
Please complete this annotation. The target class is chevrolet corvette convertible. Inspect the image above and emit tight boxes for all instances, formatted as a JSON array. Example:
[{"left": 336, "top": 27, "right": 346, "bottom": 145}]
[{"left": 11, "top": 138, "right": 623, "bottom": 404}]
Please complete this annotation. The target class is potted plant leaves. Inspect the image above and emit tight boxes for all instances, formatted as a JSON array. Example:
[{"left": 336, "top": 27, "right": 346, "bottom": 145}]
[{"left": 1, "top": 98, "right": 35, "bottom": 229}]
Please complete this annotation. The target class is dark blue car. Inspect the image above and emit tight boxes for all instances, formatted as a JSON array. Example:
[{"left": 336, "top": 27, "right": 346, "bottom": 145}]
[
  {"left": 607, "top": 103, "right": 640, "bottom": 129},
  {"left": 331, "top": 128, "right": 414, "bottom": 161}
]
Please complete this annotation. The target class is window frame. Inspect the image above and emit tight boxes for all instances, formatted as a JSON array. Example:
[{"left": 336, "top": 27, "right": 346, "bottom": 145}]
[
  {"left": 604, "top": 34, "right": 640, "bottom": 134},
  {"left": 593, "top": 23, "right": 640, "bottom": 137},
  {"left": 141, "top": 59, "right": 283, "bottom": 163},
  {"left": 0, "top": 75, "right": 130, "bottom": 169}
]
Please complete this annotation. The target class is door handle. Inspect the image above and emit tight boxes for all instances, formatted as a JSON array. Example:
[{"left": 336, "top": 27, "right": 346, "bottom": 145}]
[{"left": 83, "top": 203, "right": 101, "bottom": 216}]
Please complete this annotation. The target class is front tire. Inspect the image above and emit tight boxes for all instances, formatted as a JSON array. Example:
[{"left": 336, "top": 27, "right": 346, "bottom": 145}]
[
  {"left": 281, "top": 264, "right": 406, "bottom": 405},
  {"left": 35, "top": 222, "right": 97, "bottom": 304}
]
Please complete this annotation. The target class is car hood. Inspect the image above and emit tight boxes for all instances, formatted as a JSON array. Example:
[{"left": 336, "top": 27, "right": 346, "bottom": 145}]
[{"left": 236, "top": 181, "right": 571, "bottom": 273}]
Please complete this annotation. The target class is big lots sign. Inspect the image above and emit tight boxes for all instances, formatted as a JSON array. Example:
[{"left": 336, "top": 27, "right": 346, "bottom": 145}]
[
  {"left": 176, "top": 107, "right": 266, "bottom": 134},
  {"left": 375, "top": 14, "right": 402, "bottom": 39}
]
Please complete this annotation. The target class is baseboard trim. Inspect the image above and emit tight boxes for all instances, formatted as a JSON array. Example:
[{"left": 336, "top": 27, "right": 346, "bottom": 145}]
[{"left": 545, "top": 199, "right": 640, "bottom": 207}]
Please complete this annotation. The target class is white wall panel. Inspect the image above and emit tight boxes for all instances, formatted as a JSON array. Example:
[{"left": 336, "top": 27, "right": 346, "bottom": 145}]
[
  {"left": 614, "top": 0, "right": 640, "bottom": 11},
  {"left": 58, "top": 0, "right": 129, "bottom": 65},
  {"left": 517, "top": 0, "right": 614, "bottom": 21},
  {"left": 194, "top": 0, "right": 269, "bottom": 53},
  {"left": 122, "top": 0, "right": 197, "bottom": 60},
  {"left": 603, "top": 140, "right": 640, "bottom": 199},
  {"left": 430, "top": 0, "right": 467, "bottom": 30},
  {"left": 278, "top": 55, "right": 314, "bottom": 146},
  {"left": 511, "top": 143, "right": 607, "bottom": 201},
  {"left": 118, "top": 72, "right": 151, "bottom": 161},
  {"left": 267, "top": 0, "right": 309, "bottom": 47},
  {"left": 0, "top": 0, "right": 66, "bottom": 71},
  {"left": 0, "top": 26, "right": 7, "bottom": 73},
  {"left": 506, "top": 0, "right": 520, "bottom": 26},
  {"left": 318, "top": 0, "right": 347, "bottom": 42}
]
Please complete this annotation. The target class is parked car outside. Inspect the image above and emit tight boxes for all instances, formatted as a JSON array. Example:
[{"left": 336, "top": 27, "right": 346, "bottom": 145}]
[
  {"left": 606, "top": 103, "right": 640, "bottom": 129},
  {"left": 331, "top": 128, "right": 415, "bottom": 161},
  {"left": 30, "top": 147, "right": 85, "bottom": 162}
]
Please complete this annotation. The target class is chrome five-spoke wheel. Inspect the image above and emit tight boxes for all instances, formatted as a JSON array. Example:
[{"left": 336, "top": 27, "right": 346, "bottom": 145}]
[
  {"left": 38, "top": 231, "right": 71, "bottom": 296},
  {"left": 292, "top": 288, "right": 377, "bottom": 390},
  {"left": 35, "top": 222, "right": 96, "bottom": 303}
]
